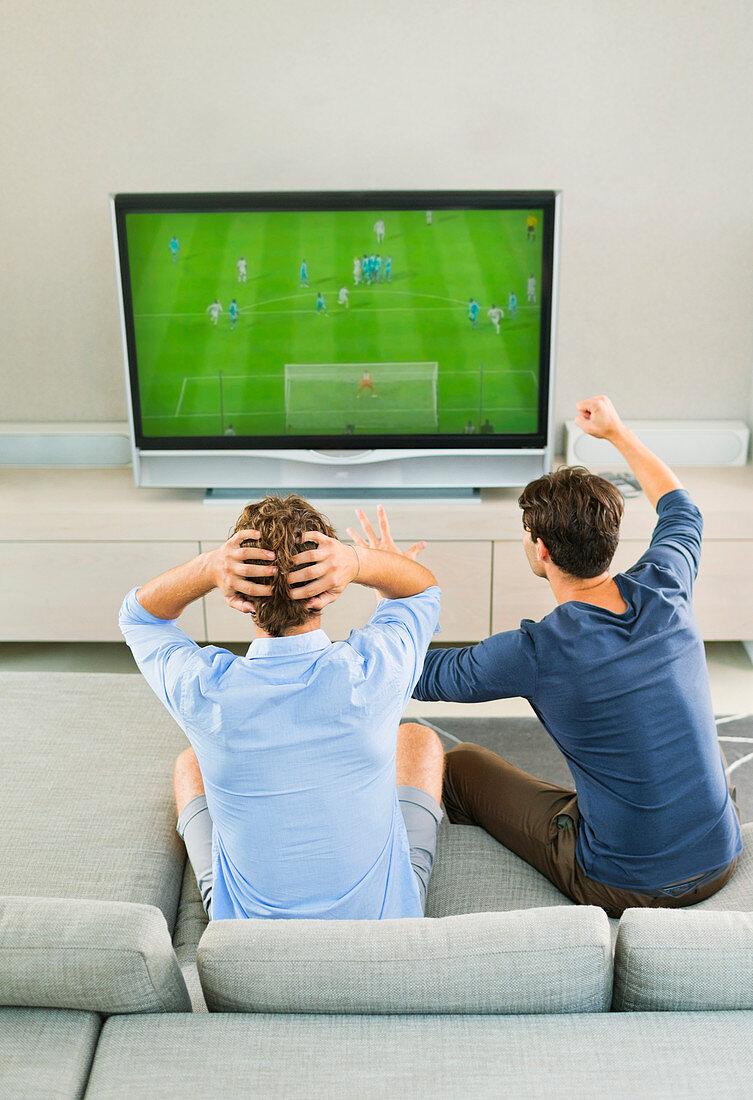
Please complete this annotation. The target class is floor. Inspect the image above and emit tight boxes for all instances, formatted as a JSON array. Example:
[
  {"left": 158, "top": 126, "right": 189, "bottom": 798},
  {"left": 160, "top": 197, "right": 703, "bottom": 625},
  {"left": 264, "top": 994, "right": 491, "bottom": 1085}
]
[{"left": 1, "top": 640, "right": 751, "bottom": 718}]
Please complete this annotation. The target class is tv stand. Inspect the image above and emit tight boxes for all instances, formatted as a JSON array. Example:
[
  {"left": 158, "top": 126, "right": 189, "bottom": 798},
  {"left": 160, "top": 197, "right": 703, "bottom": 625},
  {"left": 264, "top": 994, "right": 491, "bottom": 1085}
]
[
  {"left": 1, "top": 466, "right": 752, "bottom": 657},
  {"left": 203, "top": 487, "right": 481, "bottom": 506}
]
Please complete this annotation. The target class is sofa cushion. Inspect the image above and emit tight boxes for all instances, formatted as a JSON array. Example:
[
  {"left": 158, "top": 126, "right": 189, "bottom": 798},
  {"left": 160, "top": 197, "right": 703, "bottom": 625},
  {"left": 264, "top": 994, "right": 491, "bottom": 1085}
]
[
  {"left": 426, "top": 821, "right": 577, "bottom": 916},
  {"left": 172, "top": 861, "right": 209, "bottom": 1013},
  {"left": 0, "top": 897, "right": 191, "bottom": 1014},
  {"left": 85, "top": 1011, "right": 753, "bottom": 1100},
  {"left": 196, "top": 906, "right": 612, "bottom": 1015},
  {"left": 613, "top": 907, "right": 753, "bottom": 1011},
  {"left": 0, "top": 672, "right": 187, "bottom": 930},
  {"left": 0, "top": 1006, "right": 101, "bottom": 1100}
]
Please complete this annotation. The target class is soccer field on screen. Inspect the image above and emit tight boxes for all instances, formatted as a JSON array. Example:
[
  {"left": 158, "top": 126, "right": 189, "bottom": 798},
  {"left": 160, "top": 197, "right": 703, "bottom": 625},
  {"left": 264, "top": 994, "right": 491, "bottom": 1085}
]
[{"left": 126, "top": 208, "right": 544, "bottom": 438}]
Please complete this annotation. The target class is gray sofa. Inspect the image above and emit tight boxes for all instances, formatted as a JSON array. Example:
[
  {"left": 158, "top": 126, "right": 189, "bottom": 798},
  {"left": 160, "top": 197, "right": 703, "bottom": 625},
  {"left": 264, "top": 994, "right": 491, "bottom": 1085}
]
[{"left": 2, "top": 672, "right": 752, "bottom": 1099}]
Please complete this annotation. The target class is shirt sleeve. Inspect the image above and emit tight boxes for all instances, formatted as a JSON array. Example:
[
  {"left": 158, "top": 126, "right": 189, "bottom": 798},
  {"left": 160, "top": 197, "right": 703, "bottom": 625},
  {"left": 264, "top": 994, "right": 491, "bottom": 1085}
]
[
  {"left": 347, "top": 586, "right": 441, "bottom": 708},
  {"left": 118, "top": 587, "right": 234, "bottom": 734},
  {"left": 623, "top": 489, "right": 703, "bottom": 597},
  {"left": 413, "top": 627, "right": 538, "bottom": 703}
]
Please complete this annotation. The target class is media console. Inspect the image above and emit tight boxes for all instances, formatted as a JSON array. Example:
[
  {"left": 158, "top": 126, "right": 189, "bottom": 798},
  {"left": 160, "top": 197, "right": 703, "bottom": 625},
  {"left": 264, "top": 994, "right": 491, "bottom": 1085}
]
[{"left": 0, "top": 466, "right": 752, "bottom": 657}]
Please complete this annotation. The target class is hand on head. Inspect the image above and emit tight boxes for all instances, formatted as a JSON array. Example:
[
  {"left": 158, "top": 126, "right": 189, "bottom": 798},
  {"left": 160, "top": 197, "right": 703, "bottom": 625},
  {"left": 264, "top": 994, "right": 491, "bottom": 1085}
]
[{"left": 209, "top": 529, "right": 276, "bottom": 615}]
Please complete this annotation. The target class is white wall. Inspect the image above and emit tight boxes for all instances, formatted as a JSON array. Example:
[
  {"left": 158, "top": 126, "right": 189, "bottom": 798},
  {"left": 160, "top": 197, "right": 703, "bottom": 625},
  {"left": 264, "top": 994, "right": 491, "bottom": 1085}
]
[{"left": 2, "top": 0, "right": 752, "bottom": 447}]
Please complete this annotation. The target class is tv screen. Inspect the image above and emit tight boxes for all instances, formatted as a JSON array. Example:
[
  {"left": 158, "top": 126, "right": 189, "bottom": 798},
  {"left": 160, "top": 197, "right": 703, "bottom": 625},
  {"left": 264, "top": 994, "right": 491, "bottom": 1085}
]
[{"left": 113, "top": 191, "right": 557, "bottom": 453}]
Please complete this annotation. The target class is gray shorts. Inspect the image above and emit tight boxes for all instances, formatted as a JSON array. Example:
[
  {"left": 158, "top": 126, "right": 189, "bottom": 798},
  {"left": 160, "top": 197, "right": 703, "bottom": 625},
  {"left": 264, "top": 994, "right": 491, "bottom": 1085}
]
[{"left": 176, "top": 785, "right": 443, "bottom": 920}]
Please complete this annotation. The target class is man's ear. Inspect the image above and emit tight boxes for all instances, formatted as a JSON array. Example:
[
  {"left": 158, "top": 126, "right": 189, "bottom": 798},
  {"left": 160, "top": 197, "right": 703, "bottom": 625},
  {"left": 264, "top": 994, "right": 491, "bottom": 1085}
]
[{"left": 536, "top": 538, "right": 551, "bottom": 565}]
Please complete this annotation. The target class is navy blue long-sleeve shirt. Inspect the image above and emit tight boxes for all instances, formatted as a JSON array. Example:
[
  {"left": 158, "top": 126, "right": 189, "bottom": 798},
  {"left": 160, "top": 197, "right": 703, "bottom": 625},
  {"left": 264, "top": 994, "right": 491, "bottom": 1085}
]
[{"left": 414, "top": 490, "right": 741, "bottom": 892}]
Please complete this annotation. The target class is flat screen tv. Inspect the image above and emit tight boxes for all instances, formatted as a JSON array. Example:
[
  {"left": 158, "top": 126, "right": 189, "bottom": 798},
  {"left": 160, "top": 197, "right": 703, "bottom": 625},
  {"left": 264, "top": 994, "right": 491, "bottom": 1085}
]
[{"left": 111, "top": 190, "right": 560, "bottom": 496}]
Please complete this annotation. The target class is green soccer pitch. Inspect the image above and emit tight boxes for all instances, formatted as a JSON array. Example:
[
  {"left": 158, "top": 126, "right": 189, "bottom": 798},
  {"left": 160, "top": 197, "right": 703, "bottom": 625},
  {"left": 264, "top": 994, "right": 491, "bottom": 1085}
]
[{"left": 125, "top": 208, "right": 544, "bottom": 438}]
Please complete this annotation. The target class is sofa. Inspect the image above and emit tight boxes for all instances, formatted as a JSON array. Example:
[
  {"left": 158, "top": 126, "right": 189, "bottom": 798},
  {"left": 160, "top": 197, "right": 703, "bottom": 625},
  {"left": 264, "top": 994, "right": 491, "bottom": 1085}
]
[{"left": 2, "top": 671, "right": 752, "bottom": 1099}]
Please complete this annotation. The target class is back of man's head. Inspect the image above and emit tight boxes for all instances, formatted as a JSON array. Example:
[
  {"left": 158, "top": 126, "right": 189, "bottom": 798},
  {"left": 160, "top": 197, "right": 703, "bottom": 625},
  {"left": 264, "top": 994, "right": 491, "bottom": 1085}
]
[
  {"left": 231, "top": 495, "right": 336, "bottom": 637},
  {"left": 518, "top": 466, "right": 624, "bottom": 579}
]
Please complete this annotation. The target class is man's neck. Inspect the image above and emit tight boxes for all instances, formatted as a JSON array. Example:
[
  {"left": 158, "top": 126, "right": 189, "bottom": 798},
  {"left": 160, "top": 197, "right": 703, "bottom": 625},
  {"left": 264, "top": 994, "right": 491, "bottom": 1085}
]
[
  {"left": 548, "top": 570, "right": 628, "bottom": 614},
  {"left": 254, "top": 618, "right": 322, "bottom": 641}
]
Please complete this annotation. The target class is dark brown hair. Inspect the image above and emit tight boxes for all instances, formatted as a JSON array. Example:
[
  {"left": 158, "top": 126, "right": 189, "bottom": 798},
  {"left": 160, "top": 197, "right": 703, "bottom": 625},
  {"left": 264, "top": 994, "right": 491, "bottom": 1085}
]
[
  {"left": 517, "top": 466, "right": 624, "bottom": 579},
  {"left": 231, "top": 495, "right": 336, "bottom": 637}
]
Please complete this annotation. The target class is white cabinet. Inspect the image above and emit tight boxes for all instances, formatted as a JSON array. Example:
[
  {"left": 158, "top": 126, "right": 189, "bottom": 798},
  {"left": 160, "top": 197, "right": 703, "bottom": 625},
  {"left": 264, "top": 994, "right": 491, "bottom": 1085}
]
[{"left": 0, "top": 541, "right": 205, "bottom": 641}]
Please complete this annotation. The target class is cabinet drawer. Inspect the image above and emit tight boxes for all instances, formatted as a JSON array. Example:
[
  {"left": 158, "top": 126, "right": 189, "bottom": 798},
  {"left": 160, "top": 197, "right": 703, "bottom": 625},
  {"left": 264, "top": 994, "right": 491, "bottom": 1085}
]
[{"left": 0, "top": 542, "right": 205, "bottom": 641}]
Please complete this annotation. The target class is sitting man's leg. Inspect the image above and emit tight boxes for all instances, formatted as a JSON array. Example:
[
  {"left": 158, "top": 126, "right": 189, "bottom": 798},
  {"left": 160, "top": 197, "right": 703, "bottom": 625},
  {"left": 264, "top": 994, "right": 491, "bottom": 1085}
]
[
  {"left": 396, "top": 723, "right": 445, "bottom": 911},
  {"left": 174, "top": 747, "right": 214, "bottom": 917},
  {"left": 443, "top": 742, "right": 738, "bottom": 918}
]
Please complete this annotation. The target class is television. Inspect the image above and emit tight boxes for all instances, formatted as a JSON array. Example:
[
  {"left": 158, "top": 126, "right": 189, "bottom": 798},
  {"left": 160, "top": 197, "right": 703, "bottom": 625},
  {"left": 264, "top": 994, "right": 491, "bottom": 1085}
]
[{"left": 111, "top": 190, "right": 561, "bottom": 498}]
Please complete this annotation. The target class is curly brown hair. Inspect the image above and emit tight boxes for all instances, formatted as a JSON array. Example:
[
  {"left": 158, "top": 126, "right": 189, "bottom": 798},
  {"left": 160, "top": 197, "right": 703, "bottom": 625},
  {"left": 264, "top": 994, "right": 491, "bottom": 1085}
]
[
  {"left": 518, "top": 466, "right": 624, "bottom": 579},
  {"left": 231, "top": 495, "right": 336, "bottom": 637}
]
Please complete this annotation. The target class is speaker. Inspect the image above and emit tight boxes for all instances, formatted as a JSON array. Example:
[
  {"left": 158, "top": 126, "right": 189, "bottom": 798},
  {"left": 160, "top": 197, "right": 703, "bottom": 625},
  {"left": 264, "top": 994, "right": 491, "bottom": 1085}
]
[
  {"left": 565, "top": 420, "right": 750, "bottom": 467},
  {"left": 0, "top": 423, "right": 132, "bottom": 467}
]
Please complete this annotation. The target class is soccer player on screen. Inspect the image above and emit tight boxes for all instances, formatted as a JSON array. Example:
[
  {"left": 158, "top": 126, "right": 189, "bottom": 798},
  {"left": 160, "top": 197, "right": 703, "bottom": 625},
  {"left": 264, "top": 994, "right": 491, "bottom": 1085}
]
[
  {"left": 374, "top": 219, "right": 385, "bottom": 243},
  {"left": 229, "top": 299, "right": 239, "bottom": 328},
  {"left": 526, "top": 214, "right": 537, "bottom": 241},
  {"left": 426, "top": 211, "right": 433, "bottom": 225},
  {"left": 528, "top": 275, "right": 537, "bottom": 304},
  {"left": 508, "top": 291, "right": 518, "bottom": 319},
  {"left": 353, "top": 257, "right": 362, "bottom": 285},
  {"left": 338, "top": 286, "right": 350, "bottom": 310},
  {"left": 207, "top": 299, "right": 222, "bottom": 326},
  {"left": 300, "top": 260, "right": 309, "bottom": 287},
  {"left": 488, "top": 304, "right": 503, "bottom": 335},
  {"left": 468, "top": 298, "right": 479, "bottom": 327},
  {"left": 316, "top": 292, "right": 327, "bottom": 315},
  {"left": 169, "top": 237, "right": 180, "bottom": 263},
  {"left": 237, "top": 257, "right": 247, "bottom": 282},
  {"left": 385, "top": 256, "right": 392, "bottom": 281},
  {"left": 357, "top": 371, "right": 377, "bottom": 398}
]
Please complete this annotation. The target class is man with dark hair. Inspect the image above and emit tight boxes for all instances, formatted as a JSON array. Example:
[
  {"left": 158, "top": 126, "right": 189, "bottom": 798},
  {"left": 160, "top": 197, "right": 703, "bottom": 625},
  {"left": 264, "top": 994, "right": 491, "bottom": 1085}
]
[
  {"left": 119, "top": 497, "right": 444, "bottom": 921},
  {"left": 414, "top": 395, "right": 742, "bottom": 917}
]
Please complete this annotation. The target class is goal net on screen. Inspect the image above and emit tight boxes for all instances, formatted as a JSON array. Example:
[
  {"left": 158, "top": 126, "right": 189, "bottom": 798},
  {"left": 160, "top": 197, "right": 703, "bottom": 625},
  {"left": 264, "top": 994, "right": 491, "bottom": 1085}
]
[{"left": 283, "top": 362, "right": 439, "bottom": 434}]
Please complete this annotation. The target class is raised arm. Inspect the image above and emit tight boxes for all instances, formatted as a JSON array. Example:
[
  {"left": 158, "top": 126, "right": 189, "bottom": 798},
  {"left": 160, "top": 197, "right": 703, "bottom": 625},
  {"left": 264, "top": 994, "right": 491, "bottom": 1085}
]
[{"left": 575, "top": 394, "right": 683, "bottom": 510}]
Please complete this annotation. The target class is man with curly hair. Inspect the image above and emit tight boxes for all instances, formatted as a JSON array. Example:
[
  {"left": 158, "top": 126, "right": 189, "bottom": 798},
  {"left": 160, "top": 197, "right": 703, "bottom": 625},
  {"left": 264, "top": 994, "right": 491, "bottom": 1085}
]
[{"left": 119, "top": 497, "right": 443, "bottom": 921}]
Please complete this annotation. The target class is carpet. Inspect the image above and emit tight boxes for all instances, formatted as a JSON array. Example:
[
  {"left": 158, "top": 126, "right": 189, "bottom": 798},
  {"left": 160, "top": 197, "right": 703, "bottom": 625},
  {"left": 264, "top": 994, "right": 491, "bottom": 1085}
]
[{"left": 415, "top": 713, "right": 753, "bottom": 823}]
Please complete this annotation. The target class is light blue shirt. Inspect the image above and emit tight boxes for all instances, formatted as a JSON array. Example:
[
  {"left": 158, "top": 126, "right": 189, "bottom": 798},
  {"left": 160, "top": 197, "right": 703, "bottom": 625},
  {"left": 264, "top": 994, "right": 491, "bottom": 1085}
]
[{"left": 119, "top": 585, "right": 441, "bottom": 921}]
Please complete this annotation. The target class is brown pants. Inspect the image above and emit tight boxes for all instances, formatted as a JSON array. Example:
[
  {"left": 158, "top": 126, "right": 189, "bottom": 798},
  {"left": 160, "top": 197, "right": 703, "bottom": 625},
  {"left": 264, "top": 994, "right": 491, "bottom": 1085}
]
[{"left": 443, "top": 742, "right": 738, "bottom": 919}]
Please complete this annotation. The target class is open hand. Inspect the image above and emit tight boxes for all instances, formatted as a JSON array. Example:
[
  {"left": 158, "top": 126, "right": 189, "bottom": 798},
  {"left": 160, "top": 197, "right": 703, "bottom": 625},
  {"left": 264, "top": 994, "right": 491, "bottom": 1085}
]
[
  {"left": 208, "top": 529, "right": 277, "bottom": 614},
  {"left": 346, "top": 505, "right": 426, "bottom": 560}
]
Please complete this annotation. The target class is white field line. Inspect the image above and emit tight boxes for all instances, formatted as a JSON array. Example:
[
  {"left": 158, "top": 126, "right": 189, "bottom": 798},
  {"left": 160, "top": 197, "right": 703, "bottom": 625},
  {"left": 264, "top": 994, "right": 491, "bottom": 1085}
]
[
  {"left": 716, "top": 714, "right": 752, "bottom": 726},
  {"left": 144, "top": 407, "right": 475, "bottom": 421},
  {"left": 135, "top": 290, "right": 541, "bottom": 319},
  {"left": 175, "top": 376, "right": 189, "bottom": 417}
]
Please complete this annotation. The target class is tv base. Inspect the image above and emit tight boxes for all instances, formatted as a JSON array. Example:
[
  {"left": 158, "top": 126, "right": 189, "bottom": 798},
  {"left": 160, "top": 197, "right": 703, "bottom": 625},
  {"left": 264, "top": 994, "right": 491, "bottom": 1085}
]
[
  {"left": 204, "top": 487, "right": 481, "bottom": 506},
  {"left": 137, "top": 448, "right": 553, "bottom": 492}
]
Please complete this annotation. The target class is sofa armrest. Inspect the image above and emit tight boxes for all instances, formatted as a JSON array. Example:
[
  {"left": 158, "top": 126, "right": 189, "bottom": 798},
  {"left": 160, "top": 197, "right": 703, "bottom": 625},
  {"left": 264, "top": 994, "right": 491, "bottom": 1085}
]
[
  {"left": 0, "top": 896, "right": 191, "bottom": 1014},
  {"left": 613, "top": 907, "right": 753, "bottom": 1011}
]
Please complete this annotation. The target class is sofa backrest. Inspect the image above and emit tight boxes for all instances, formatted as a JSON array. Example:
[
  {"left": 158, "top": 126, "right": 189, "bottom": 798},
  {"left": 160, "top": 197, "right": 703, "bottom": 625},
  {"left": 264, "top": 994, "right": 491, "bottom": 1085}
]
[
  {"left": 197, "top": 906, "right": 613, "bottom": 1014},
  {"left": 0, "top": 896, "right": 191, "bottom": 1014},
  {"left": 613, "top": 907, "right": 753, "bottom": 1011}
]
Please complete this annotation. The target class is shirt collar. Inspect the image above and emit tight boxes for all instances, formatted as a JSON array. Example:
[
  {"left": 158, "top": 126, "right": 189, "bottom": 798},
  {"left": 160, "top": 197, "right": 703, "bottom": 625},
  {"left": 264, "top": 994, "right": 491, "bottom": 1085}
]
[{"left": 245, "top": 629, "right": 332, "bottom": 659}]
